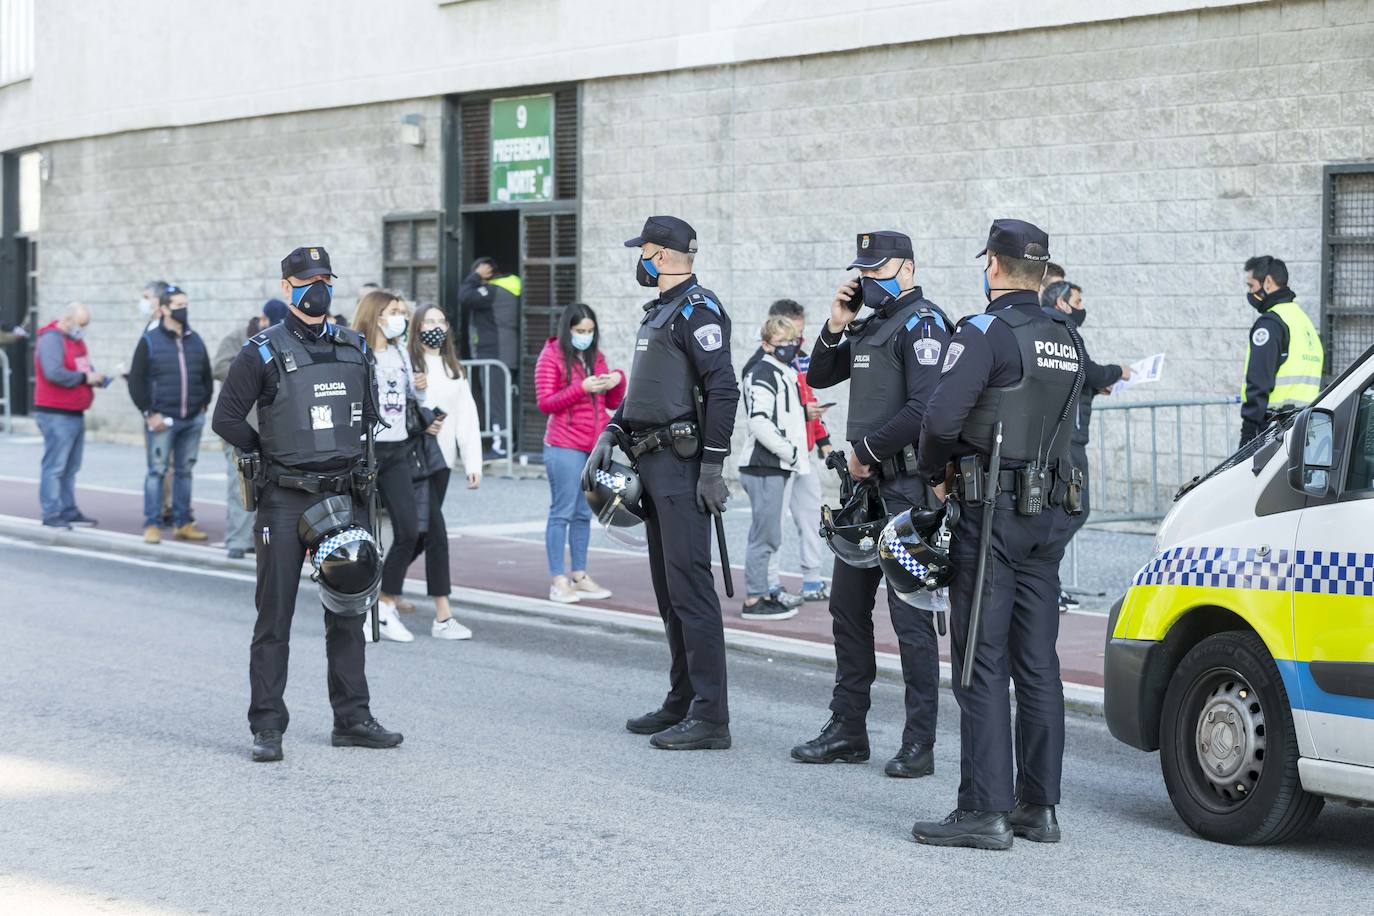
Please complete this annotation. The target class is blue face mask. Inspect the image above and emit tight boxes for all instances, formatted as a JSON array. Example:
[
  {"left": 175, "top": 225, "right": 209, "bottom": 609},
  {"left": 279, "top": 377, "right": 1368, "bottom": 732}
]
[
  {"left": 636, "top": 254, "right": 660, "bottom": 288},
  {"left": 290, "top": 280, "right": 333, "bottom": 317},
  {"left": 570, "top": 331, "right": 595, "bottom": 351},
  {"left": 860, "top": 275, "right": 903, "bottom": 310},
  {"left": 982, "top": 269, "right": 991, "bottom": 302}
]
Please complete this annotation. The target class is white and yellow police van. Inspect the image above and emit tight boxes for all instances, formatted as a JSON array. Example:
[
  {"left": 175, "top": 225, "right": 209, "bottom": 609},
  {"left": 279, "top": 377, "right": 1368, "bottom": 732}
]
[{"left": 1105, "top": 348, "right": 1374, "bottom": 844}]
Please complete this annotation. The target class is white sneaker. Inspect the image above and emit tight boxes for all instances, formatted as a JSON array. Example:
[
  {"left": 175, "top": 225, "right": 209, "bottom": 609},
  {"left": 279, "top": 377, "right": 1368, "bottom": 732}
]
[
  {"left": 375, "top": 600, "right": 414, "bottom": 643},
  {"left": 549, "top": 576, "right": 580, "bottom": 604},
  {"left": 432, "top": 617, "right": 473, "bottom": 640},
  {"left": 570, "top": 574, "right": 612, "bottom": 601}
]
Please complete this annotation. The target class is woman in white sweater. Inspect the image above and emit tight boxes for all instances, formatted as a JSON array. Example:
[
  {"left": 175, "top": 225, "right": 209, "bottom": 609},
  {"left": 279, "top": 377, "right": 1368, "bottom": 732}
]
[{"left": 409, "top": 304, "right": 484, "bottom": 488}]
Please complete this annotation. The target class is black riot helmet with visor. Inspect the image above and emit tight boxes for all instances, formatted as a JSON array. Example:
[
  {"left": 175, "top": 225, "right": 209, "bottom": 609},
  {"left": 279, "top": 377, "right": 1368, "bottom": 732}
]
[
  {"left": 585, "top": 460, "right": 647, "bottom": 549},
  {"left": 298, "top": 495, "right": 382, "bottom": 616},
  {"left": 878, "top": 505, "right": 954, "bottom": 605}
]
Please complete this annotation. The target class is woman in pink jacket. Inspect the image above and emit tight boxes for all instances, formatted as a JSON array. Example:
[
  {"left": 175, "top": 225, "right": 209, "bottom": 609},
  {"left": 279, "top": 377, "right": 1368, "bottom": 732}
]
[{"left": 536, "top": 302, "right": 626, "bottom": 603}]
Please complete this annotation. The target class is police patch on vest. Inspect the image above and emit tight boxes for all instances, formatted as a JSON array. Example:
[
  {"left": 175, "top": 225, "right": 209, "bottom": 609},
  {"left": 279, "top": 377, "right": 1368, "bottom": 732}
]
[
  {"left": 942, "top": 343, "right": 964, "bottom": 372},
  {"left": 313, "top": 381, "right": 348, "bottom": 398},
  {"left": 1252, "top": 327, "right": 1270, "bottom": 347},
  {"left": 913, "top": 338, "right": 941, "bottom": 366},
  {"left": 311, "top": 404, "right": 334, "bottom": 430},
  {"left": 1034, "top": 339, "right": 1079, "bottom": 372},
  {"left": 694, "top": 323, "right": 723, "bottom": 351}
]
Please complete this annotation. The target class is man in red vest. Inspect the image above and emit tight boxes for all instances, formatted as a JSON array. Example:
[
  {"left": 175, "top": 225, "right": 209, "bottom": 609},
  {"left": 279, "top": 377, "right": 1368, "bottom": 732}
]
[{"left": 34, "top": 302, "right": 110, "bottom": 529}]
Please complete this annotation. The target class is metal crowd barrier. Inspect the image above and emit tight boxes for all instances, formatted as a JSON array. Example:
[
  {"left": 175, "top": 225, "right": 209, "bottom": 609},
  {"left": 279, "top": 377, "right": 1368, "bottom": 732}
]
[
  {"left": 460, "top": 358, "right": 514, "bottom": 478},
  {"left": 0, "top": 348, "right": 11, "bottom": 433}
]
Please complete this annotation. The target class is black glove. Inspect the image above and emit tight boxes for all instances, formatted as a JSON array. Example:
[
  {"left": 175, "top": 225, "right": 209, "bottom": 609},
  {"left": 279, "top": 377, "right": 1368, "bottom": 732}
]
[
  {"left": 582, "top": 430, "right": 616, "bottom": 491},
  {"left": 696, "top": 461, "right": 729, "bottom": 514}
]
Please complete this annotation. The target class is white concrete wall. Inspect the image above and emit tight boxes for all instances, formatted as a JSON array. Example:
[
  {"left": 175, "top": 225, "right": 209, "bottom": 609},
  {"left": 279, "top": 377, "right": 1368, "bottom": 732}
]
[{"left": 0, "top": 0, "right": 1256, "bottom": 150}]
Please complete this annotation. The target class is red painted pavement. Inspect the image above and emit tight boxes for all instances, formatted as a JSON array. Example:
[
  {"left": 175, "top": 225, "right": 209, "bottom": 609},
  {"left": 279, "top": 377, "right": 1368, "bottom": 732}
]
[{"left": 0, "top": 477, "right": 1107, "bottom": 687}]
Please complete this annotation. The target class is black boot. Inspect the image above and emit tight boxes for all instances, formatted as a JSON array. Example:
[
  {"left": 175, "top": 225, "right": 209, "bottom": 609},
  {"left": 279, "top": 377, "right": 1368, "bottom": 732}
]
[
  {"left": 911, "top": 809, "right": 1013, "bottom": 850},
  {"left": 1009, "top": 803, "right": 1061, "bottom": 843},
  {"left": 331, "top": 718, "right": 403, "bottom": 749},
  {"left": 251, "top": 729, "right": 283, "bottom": 763},
  {"left": 625, "top": 707, "right": 685, "bottom": 735},
  {"left": 884, "top": 742, "right": 934, "bottom": 778},
  {"left": 649, "top": 718, "right": 731, "bottom": 750},
  {"left": 790, "top": 714, "right": 870, "bottom": 764}
]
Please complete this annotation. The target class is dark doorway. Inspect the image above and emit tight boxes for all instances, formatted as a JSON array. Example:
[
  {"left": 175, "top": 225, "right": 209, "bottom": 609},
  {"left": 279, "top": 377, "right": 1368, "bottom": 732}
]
[
  {"left": 1, "top": 153, "right": 37, "bottom": 417},
  {"left": 461, "top": 209, "right": 521, "bottom": 454}
]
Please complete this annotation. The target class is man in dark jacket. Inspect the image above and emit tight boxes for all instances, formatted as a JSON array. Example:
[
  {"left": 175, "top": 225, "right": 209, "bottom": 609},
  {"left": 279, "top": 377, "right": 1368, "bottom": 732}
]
[
  {"left": 128, "top": 283, "right": 213, "bottom": 543},
  {"left": 460, "top": 257, "right": 521, "bottom": 456},
  {"left": 1041, "top": 280, "right": 1130, "bottom": 611}
]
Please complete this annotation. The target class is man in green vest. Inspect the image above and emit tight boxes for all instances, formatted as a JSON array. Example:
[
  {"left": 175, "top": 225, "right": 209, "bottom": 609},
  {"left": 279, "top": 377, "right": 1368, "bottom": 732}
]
[{"left": 1240, "top": 255, "right": 1324, "bottom": 447}]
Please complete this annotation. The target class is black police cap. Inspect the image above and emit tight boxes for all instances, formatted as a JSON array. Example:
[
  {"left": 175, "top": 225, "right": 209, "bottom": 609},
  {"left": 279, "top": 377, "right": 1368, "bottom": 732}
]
[
  {"left": 849, "top": 231, "right": 914, "bottom": 270},
  {"left": 280, "top": 246, "right": 337, "bottom": 280},
  {"left": 624, "top": 216, "right": 698, "bottom": 253},
  {"left": 975, "top": 219, "right": 1050, "bottom": 262}
]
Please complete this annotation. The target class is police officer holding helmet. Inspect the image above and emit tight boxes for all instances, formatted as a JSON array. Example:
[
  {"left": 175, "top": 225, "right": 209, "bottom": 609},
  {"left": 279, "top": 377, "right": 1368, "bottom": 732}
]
[
  {"left": 792, "top": 230, "right": 951, "bottom": 778},
  {"left": 908, "top": 219, "right": 1083, "bottom": 849},
  {"left": 582, "top": 216, "right": 740, "bottom": 751},
  {"left": 213, "top": 246, "right": 402, "bottom": 763}
]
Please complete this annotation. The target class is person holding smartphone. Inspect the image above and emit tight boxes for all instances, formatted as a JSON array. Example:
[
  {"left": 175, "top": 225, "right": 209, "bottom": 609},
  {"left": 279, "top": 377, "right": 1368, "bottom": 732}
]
[{"left": 535, "top": 302, "right": 625, "bottom": 604}]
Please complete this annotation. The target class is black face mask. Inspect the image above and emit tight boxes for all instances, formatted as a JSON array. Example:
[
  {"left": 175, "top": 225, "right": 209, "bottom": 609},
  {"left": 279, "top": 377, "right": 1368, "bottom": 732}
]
[
  {"left": 1068, "top": 307, "right": 1087, "bottom": 327},
  {"left": 771, "top": 343, "right": 799, "bottom": 364},
  {"left": 420, "top": 327, "right": 447, "bottom": 350},
  {"left": 169, "top": 307, "right": 189, "bottom": 328},
  {"left": 291, "top": 280, "right": 334, "bottom": 317}
]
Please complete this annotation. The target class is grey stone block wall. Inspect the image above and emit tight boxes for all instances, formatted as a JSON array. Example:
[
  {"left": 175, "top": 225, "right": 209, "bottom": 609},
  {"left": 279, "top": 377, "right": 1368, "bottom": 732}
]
[
  {"left": 36, "top": 99, "right": 443, "bottom": 436},
  {"left": 579, "top": 0, "right": 1374, "bottom": 500}
]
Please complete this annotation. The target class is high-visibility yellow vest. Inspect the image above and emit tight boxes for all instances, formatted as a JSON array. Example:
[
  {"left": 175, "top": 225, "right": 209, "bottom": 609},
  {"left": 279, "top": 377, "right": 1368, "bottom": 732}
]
[
  {"left": 489, "top": 274, "right": 522, "bottom": 297},
  {"left": 1243, "top": 299, "right": 1323, "bottom": 409}
]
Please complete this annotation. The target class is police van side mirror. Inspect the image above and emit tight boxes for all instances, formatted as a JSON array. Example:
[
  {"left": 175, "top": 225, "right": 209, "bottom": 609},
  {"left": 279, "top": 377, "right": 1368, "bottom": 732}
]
[{"left": 1287, "top": 407, "right": 1335, "bottom": 498}]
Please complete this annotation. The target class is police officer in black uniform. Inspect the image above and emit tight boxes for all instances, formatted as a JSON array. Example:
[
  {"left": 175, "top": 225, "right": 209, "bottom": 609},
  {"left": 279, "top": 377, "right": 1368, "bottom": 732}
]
[
  {"left": 213, "top": 246, "right": 402, "bottom": 763},
  {"left": 908, "top": 220, "right": 1083, "bottom": 849},
  {"left": 791, "top": 231, "right": 952, "bottom": 777},
  {"left": 582, "top": 216, "right": 740, "bottom": 751}
]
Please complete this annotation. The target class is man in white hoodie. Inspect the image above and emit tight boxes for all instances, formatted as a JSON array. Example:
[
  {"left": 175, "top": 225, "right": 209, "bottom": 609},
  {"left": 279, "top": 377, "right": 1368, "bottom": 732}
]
[{"left": 737, "top": 315, "right": 810, "bottom": 621}]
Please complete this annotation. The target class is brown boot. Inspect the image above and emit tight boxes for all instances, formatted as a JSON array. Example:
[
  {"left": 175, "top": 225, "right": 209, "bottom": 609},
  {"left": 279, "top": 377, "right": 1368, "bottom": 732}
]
[
  {"left": 144, "top": 525, "right": 162, "bottom": 544},
  {"left": 174, "top": 523, "right": 208, "bottom": 542}
]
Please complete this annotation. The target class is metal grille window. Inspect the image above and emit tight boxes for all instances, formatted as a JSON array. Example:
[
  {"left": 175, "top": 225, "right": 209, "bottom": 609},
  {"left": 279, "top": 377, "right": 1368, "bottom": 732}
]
[
  {"left": 1322, "top": 165, "right": 1374, "bottom": 375},
  {"left": 519, "top": 212, "right": 578, "bottom": 442},
  {"left": 382, "top": 212, "right": 440, "bottom": 304},
  {"left": 0, "top": 0, "right": 34, "bottom": 86}
]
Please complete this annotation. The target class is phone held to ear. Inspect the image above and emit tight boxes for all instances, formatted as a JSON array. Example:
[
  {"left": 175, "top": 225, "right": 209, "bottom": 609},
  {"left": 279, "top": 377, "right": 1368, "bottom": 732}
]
[{"left": 842, "top": 278, "right": 862, "bottom": 312}]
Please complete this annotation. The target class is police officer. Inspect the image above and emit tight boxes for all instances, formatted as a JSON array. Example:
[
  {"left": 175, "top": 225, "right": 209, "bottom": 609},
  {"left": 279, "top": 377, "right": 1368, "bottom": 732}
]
[
  {"left": 1240, "top": 255, "right": 1324, "bottom": 447},
  {"left": 212, "top": 246, "right": 402, "bottom": 763},
  {"left": 791, "top": 231, "right": 952, "bottom": 777},
  {"left": 582, "top": 216, "right": 740, "bottom": 751},
  {"left": 908, "top": 220, "right": 1082, "bottom": 849}
]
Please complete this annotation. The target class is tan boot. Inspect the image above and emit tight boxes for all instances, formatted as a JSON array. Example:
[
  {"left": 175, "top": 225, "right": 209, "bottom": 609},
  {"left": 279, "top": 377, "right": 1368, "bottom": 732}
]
[
  {"left": 144, "top": 525, "right": 162, "bottom": 544},
  {"left": 174, "top": 523, "right": 208, "bottom": 542}
]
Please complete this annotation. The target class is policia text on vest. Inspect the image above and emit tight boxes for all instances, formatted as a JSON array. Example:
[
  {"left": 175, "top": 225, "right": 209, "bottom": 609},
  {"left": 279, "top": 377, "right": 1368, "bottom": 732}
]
[
  {"left": 582, "top": 216, "right": 741, "bottom": 752},
  {"left": 211, "top": 246, "right": 403, "bottom": 764},
  {"left": 908, "top": 219, "right": 1084, "bottom": 850},
  {"left": 790, "top": 230, "right": 952, "bottom": 778}
]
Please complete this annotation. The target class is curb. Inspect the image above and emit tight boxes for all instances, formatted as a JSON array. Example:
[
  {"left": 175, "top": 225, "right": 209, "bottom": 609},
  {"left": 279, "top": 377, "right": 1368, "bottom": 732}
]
[{"left": 0, "top": 514, "right": 1105, "bottom": 716}]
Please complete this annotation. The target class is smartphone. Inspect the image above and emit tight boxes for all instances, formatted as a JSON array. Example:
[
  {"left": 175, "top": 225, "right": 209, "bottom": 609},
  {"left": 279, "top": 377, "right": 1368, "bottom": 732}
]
[
  {"left": 841, "top": 278, "right": 862, "bottom": 312},
  {"left": 431, "top": 407, "right": 447, "bottom": 419},
  {"left": 816, "top": 401, "right": 836, "bottom": 409}
]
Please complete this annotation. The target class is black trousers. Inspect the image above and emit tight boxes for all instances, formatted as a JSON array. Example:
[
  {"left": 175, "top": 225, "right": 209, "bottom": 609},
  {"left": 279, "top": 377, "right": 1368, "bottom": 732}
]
[
  {"left": 947, "top": 494, "right": 1074, "bottom": 812},
  {"left": 376, "top": 439, "right": 422, "bottom": 595},
  {"left": 827, "top": 474, "right": 940, "bottom": 746},
  {"left": 637, "top": 448, "right": 729, "bottom": 724},
  {"left": 248, "top": 482, "right": 371, "bottom": 734},
  {"left": 410, "top": 468, "right": 451, "bottom": 596}
]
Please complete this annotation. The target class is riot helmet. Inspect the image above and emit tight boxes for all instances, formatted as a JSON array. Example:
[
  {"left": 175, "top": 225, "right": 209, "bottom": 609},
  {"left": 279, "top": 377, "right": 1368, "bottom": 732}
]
[
  {"left": 878, "top": 505, "right": 954, "bottom": 606},
  {"left": 298, "top": 495, "right": 382, "bottom": 617},
  {"left": 820, "top": 477, "right": 889, "bottom": 569},
  {"left": 585, "top": 461, "right": 647, "bottom": 549}
]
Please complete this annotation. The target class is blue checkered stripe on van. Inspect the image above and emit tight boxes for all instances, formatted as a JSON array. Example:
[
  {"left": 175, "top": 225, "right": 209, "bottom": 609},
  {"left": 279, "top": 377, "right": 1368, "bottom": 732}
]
[{"left": 1133, "top": 546, "right": 1374, "bottom": 596}]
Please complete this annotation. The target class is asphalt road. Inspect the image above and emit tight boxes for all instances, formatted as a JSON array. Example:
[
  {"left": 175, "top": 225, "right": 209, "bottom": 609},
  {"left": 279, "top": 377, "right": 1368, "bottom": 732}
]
[{"left": 3, "top": 535, "right": 1370, "bottom": 915}]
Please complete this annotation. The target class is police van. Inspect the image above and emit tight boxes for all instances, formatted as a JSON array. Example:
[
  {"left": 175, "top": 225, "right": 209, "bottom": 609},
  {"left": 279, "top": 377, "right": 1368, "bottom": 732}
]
[{"left": 1105, "top": 346, "right": 1374, "bottom": 845}]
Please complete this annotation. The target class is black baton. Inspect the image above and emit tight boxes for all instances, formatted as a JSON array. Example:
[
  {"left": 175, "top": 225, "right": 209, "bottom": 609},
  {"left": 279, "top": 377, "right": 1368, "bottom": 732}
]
[
  {"left": 962, "top": 422, "right": 1002, "bottom": 690},
  {"left": 713, "top": 509, "right": 733, "bottom": 598}
]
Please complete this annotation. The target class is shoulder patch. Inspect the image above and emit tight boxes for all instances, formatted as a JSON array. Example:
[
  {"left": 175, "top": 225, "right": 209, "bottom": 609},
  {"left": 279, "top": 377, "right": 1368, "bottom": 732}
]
[
  {"left": 942, "top": 342, "right": 965, "bottom": 372},
  {"left": 693, "top": 323, "right": 724, "bottom": 352},
  {"left": 913, "top": 337, "right": 942, "bottom": 366},
  {"left": 966, "top": 314, "right": 997, "bottom": 333},
  {"left": 1251, "top": 326, "right": 1271, "bottom": 348}
]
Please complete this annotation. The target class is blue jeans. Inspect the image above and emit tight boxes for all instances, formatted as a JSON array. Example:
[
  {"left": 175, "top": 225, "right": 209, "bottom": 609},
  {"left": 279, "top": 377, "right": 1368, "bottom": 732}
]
[
  {"left": 144, "top": 413, "right": 204, "bottom": 528},
  {"left": 35, "top": 411, "right": 85, "bottom": 523},
  {"left": 544, "top": 444, "right": 593, "bottom": 577}
]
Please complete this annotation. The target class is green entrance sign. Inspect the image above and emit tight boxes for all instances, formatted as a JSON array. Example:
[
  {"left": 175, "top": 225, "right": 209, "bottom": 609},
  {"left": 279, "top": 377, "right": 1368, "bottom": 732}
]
[{"left": 490, "top": 94, "right": 554, "bottom": 203}]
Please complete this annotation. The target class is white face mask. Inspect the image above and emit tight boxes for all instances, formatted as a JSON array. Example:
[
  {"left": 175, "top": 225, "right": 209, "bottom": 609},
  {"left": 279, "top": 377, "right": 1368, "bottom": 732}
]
[
  {"left": 138, "top": 298, "right": 153, "bottom": 317},
  {"left": 381, "top": 314, "right": 408, "bottom": 340}
]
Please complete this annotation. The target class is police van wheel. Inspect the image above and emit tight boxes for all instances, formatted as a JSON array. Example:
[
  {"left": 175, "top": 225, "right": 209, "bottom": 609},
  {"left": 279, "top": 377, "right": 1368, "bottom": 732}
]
[{"left": 1159, "top": 631, "right": 1323, "bottom": 845}]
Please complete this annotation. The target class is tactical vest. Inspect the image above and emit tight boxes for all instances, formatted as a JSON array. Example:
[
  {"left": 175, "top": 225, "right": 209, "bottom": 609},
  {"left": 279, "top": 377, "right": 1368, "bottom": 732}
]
[
  {"left": 254, "top": 323, "right": 369, "bottom": 471},
  {"left": 620, "top": 285, "right": 706, "bottom": 429},
  {"left": 1243, "top": 299, "right": 1323, "bottom": 409},
  {"left": 961, "top": 308, "right": 1082, "bottom": 464},
  {"left": 845, "top": 299, "right": 939, "bottom": 441}
]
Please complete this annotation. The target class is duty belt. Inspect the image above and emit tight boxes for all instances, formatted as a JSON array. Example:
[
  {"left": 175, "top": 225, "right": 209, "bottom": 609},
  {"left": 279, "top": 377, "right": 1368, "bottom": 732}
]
[
  {"left": 876, "top": 443, "right": 921, "bottom": 480},
  {"left": 627, "top": 420, "right": 700, "bottom": 460},
  {"left": 267, "top": 466, "right": 354, "bottom": 495}
]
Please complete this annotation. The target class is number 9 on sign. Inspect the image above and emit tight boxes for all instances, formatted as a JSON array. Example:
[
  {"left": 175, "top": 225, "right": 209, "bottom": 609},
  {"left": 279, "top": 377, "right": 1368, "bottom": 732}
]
[{"left": 516, "top": 105, "right": 528, "bottom": 129}]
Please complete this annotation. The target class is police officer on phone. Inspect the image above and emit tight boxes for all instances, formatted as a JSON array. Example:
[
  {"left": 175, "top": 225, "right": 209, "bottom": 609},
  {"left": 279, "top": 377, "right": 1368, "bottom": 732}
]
[
  {"left": 791, "top": 230, "right": 952, "bottom": 778},
  {"left": 213, "top": 246, "right": 403, "bottom": 763},
  {"left": 908, "top": 219, "right": 1084, "bottom": 849},
  {"left": 582, "top": 216, "right": 741, "bottom": 751}
]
